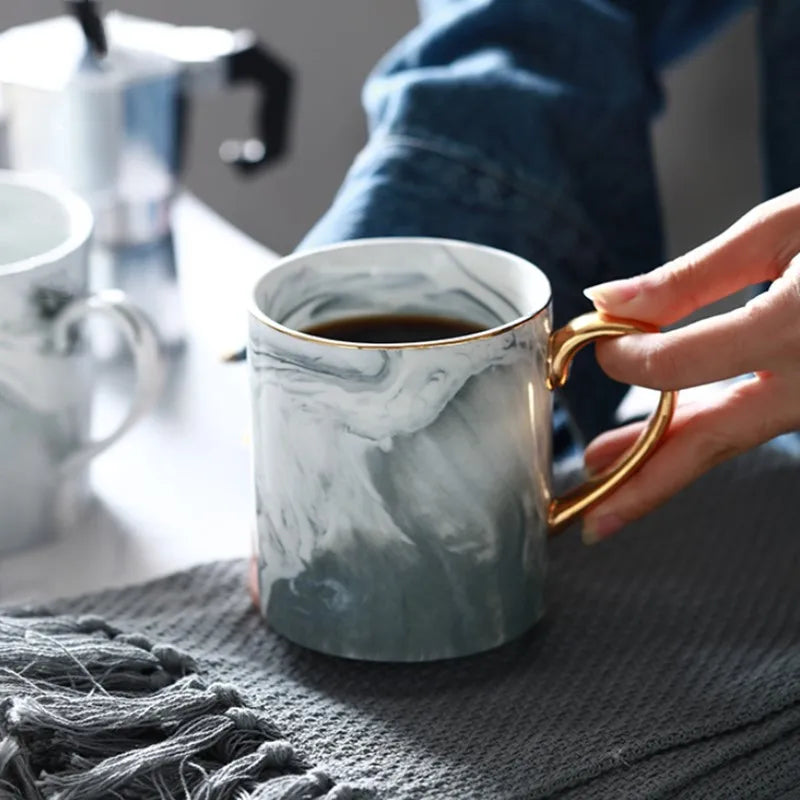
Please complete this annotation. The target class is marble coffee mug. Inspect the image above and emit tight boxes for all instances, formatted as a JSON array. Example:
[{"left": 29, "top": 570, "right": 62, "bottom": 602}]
[
  {"left": 0, "top": 171, "right": 162, "bottom": 554},
  {"left": 248, "top": 238, "right": 675, "bottom": 661}
]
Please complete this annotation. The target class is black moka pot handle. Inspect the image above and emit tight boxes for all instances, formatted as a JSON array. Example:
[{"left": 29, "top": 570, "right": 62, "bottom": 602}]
[
  {"left": 65, "top": 0, "right": 108, "bottom": 57},
  {"left": 219, "top": 31, "right": 293, "bottom": 174}
]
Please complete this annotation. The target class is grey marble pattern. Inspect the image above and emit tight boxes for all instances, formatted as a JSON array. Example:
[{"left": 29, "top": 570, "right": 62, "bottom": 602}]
[
  {"left": 0, "top": 277, "right": 86, "bottom": 414},
  {"left": 249, "top": 238, "right": 554, "bottom": 661}
]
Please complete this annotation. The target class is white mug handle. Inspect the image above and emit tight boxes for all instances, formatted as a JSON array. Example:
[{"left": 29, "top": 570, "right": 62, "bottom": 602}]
[{"left": 53, "top": 290, "right": 163, "bottom": 474}]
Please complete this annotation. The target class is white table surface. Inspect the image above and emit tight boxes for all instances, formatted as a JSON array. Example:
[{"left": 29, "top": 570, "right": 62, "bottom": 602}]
[{"left": 0, "top": 196, "right": 279, "bottom": 604}]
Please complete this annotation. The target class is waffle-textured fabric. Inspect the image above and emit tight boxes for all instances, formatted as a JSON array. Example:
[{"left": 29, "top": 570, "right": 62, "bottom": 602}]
[{"left": 3, "top": 441, "right": 800, "bottom": 799}]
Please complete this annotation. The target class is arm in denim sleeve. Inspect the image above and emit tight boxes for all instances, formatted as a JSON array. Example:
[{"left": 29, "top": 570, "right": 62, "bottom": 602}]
[{"left": 300, "top": 0, "right": 747, "bottom": 441}]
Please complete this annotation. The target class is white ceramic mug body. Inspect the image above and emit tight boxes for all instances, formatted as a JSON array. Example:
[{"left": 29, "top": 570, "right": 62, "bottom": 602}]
[
  {"left": 249, "top": 238, "right": 554, "bottom": 661},
  {"left": 0, "top": 171, "right": 162, "bottom": 554},
  {"left": 0, "top": 172, "right": 94, "bottom": 552}
]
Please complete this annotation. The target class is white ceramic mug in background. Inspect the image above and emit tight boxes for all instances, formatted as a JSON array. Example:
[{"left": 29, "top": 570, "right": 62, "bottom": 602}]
[
  {"left": 248, "top": 238, "right": 676, "bottom": 662},
  {"left": 0, "top": 171, "right": 162, "bottom": 554}
]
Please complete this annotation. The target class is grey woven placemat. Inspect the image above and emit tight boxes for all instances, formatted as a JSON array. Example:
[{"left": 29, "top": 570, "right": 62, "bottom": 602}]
[{"left": 2, "top": 441, "right": 800, "bottom": 799}]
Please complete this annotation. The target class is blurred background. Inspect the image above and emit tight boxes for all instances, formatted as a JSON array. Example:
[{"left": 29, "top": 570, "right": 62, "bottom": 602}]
[{"left": 0, "top": 1, "right": 761, "bottom": 260}]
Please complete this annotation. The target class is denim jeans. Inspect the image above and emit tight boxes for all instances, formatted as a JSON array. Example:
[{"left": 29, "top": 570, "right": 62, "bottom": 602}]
[{"left": 300, "top": 0, "right": 799, "bottom": 449}]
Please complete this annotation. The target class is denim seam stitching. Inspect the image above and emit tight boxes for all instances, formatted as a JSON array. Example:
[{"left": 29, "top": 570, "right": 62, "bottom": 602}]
[{"left": 358, "top": 131, "right": 611, "bottom": 262}]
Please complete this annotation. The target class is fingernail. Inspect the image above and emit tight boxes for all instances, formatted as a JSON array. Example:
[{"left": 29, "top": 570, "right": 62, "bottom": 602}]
[
  {"left": 582, "top": 513, "right": 624, "bottom": 545},
  {"left": 583, "top": 459, "right": 603, "bottom": 479},
  {"left": 583, "top": 277, "right": 640, "bottom": 310}
]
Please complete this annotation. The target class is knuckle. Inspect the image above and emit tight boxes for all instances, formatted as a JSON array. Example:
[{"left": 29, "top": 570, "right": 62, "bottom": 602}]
[
  {"left": 657, "top": 258, "right": 702, "bottom": 307},
  {"left": 694, "top": 426, "right": 741, "bottom": 472},
  {"left": 639, "top": 337, "right": 681, "bottom": 389},
  {"left": 739, "top": 202, "right": 773, "bottom": 232},
  {"left": 728, "top": 382, "right": 788, "bottom": 444},
  {"left": 597, "top": 335, "right": 681, "bottom": 390},
  {"left": 745, "top": 269, "right": 800, "bottom": 364},
  {"left": 773, "top": 241, "right": 800, "bottom": 279},
  {"left": 741, "top": 197, "right": 800, "bottom": 276},
  {"left": 738, "top": 193, "right": 791, "bottom": 233},
  {"left": 741, "top": 293, "right": 770, "bottom": 327},
  {"left": 788, "top": 257, "right": 800, "bottom": 301}
]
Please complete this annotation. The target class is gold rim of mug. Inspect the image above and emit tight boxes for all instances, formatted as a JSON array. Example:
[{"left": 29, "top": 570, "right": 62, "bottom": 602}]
[{"left": 248, "top": 237, "right": 552, "bottom": 351}]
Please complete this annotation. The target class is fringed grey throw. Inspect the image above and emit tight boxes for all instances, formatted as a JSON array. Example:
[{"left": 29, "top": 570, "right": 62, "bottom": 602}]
[{"left": 1, "top": 441, "right": 800, "bottom": 799}]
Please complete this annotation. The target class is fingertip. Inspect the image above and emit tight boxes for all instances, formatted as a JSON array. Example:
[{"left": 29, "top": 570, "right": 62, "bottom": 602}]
[
  {"left": 581, "top": 527, "right": 601, "bottom": 546},
  {"left": 583, "top": 277, "right": 641, "bottom": 311},
  {"left": 583, "top": 449, "right": 610, "bottom": 476},
  {"left": 582, "top": 513, "right": 625, "bottom": 544}
]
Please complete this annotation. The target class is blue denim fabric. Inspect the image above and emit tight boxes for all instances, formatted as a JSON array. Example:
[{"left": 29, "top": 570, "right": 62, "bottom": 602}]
[{"left": 300, "top": 0, "right": 795, "bottom": 447}]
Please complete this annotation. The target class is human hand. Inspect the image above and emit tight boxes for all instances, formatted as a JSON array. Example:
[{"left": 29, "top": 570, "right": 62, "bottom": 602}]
[{"left": 580, "top": 187, "right": 800, "bottom": 543}]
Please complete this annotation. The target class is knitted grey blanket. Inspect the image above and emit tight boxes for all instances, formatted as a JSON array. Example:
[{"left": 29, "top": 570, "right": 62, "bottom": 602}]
[{"left": 2, "top": 442, "right": 800, "bottom": 799}]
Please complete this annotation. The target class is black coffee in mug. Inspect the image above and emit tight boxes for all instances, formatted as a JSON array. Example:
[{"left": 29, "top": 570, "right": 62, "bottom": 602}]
[{"left": 304, "top": 314, "right": 485, "bottom": 344}]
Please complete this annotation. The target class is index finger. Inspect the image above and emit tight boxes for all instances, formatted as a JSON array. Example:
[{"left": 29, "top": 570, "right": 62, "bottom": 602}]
[
  {"left": 596, "top": 274, "right": 800, "bottom": 389},
  {"left": 585, "top": 187, "right": 800, "bottom": 326}
]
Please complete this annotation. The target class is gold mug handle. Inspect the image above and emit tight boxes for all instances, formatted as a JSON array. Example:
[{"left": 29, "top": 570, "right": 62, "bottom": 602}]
[{"left": 547, "top": 311, "right": 677, "bottom": 534}]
